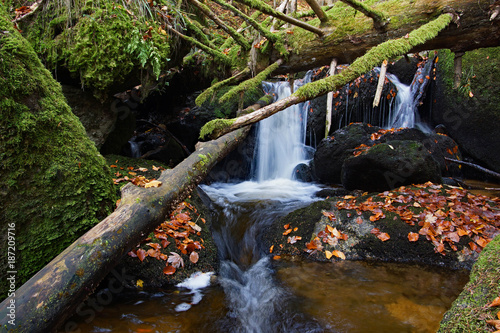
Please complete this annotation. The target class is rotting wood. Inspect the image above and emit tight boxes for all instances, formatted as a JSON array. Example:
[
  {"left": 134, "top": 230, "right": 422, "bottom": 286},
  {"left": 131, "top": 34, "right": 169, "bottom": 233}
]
[
  {"left": 373, "top": 59, "right": 388, "bottom": 107},
  {"left": 0, "top": 127, "right": 250, "bottom": 333},
  {"left": 325, "top": 58, "right": 337, "bottom": 138}
]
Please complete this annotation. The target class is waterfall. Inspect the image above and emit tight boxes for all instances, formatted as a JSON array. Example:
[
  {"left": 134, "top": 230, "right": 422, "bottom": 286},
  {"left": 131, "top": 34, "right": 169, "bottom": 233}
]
[
  {"left": 128, "top": 140, "right": 141, "bottom": 158},
  {"left": 200, "top": 71, "right": 321, "bottom": 332},
  {"left": 378, "top": 58, "right": 434, "bottom": 132},
  {"left": 253, "top": 72, "right": 313, "bottom": 181}
]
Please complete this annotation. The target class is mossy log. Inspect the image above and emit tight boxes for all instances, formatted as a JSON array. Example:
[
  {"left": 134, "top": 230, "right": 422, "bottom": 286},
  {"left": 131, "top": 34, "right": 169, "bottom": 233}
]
[
  {"left": 0, "top": 127, "right": 250, "bottom": 332},
  {"left": 201, "top": 12, "right": 454, "bottom": 139},
  {"left": 273, "top": 0, "right": 500, "bottom": 75}
]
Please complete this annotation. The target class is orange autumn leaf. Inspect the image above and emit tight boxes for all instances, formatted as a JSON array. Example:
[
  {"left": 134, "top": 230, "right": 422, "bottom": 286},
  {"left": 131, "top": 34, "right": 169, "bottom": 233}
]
[
  {"left": 408, "top": 232, "right": 419, "bottom": 242},
  {"left": 487, "top": 296, "right": 500, "bottom": 308},
  {"left": 189, "top": 251, "right": 199, "bottom": 264},
  {"left": 136, "top": 248, "right": 146, "bottom": 262},
  {"left": 377, "top": 233, "right": 390, "bottom": 242},
  {"left": 283, "top": 229, "right": 292, "bottom": 236},
  {"left": 273, "top": 255, "right": 281, "bottom": 260},
  {"left": 325, "top": 250, "right": 333, "bottom": 259},
  {"left": 332, "top": 250, "right": 346, "bottom": 260},
  {"left": 163, "top": 265, "right": 176, "bottom": 275},
  {"left": 284, "top": 223, "right": 290, "bottom": 229}
]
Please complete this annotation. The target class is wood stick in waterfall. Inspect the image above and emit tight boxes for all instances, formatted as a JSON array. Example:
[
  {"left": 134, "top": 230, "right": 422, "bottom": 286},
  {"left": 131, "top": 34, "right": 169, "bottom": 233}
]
[
  {"left": 325, "top": 58, "right": 338, "bottom": 138},
  {"left": 373, "top": 59, "right": 388, "bottom": 108}
]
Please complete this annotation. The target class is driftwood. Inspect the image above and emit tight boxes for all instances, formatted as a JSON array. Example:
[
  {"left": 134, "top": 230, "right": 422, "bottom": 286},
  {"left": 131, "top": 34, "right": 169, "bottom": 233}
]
[
  {"left": 0, "top": 127, "right": 250, "bottom": 332},
  {"left": 445, "top": 157, "right": 500, "bottom": 180}
]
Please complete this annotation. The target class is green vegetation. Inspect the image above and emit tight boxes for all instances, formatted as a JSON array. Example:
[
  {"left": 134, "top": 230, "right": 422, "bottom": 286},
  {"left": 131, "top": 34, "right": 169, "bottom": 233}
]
[
  {"left": 199, "top": 118, "right": 236, "bottom": 140},
  {"left": 19, "top": 1, "right": 173, "bottom": 100},
  {"left": 438, "top": 235, "right": 500, "bottom": 332},
  {"left": 0, "top": 4, "right": 117, "bottom": 300}
]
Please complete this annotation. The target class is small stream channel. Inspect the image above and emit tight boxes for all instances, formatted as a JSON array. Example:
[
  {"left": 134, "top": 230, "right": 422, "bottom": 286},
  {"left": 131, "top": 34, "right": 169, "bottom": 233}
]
[{"left": 70, "top": 73, "right": 469, "bottom": 332}]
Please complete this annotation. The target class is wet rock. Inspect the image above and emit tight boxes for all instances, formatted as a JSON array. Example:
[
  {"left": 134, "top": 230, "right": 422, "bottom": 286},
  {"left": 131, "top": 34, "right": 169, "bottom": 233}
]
[
  {"left": 313, "top": 123, "right": 462, "bottom": 187},
  {"left": 292, "top": 163, "right": 315, "bottom": 182},
  {"left": 341, "top": 140, "right": 442, "bottom": 192}
]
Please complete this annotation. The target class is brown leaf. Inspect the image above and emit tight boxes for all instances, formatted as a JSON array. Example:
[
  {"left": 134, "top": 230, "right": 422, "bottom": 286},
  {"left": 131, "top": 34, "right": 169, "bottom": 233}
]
[
  {"left": 283, "top": 229, "right": 292, "bottom": 236},
  {"left": 136, "top": 248, "right": 146, "bottom": 262},
  {"left": 488, "top": 296, "right": 500, "bottom": 308},
  {"left": 486, "top": 319, "right": 500, "bottom": 330},
  {"left": 163, "top": 265, "right": 176, "bottom": 275},
  {"left": 189, "top": 251, "right": 199, "bottom": 264},
  {"left": 408, "top": 232, "right": 419, "bottom": 242},
  {"left": 377, "top": 233, "right": 390, "bottom": 242},
  {"left": 332, "top": 250, "right": 346, "bottom": 260},
  {"left": 145, "top": 180, "right": 162, "bottom": 188},
  {"left": 147, "top": 242, "right": 162, "bottom": 250},
  {"left": 161, "top": 239, "right": 171, "bottom": 248}
]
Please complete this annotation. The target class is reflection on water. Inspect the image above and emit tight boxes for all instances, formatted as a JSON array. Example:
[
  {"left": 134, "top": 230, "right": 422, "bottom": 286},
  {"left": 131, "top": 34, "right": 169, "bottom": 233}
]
[
  {"left": 68, "top": 260, "right": 468, "bottom": 333},
  {"left": 276, "top": 260, "right": 470, "bottom": 333}
]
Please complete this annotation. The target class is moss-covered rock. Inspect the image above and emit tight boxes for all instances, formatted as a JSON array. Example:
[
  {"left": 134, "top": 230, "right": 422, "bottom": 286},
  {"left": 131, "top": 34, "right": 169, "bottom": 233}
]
[
  {"left": 111, "top": 189, "right": 218, "bottom": 288},
  {"left": 0, "top": 5, "right": 117, "bottom": 300},
  {"left": 342, "top": 140, "right": 442, "bottom": 192},
  {"left": 434, "top": 47, "right": 500, "bottom": 175},
  {"left": 438, "top": 234, "right": 500, "bottom": 332}
]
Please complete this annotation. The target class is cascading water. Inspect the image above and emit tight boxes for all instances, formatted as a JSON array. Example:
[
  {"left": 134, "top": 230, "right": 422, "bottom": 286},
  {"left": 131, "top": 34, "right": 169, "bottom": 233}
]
[
  {"left": 254, "top": 72, "right": 313, "bottom": 181},
  {"left": 378, "top": 57, "right": 435, "bottom": 132},
  {"left": 200, "top": 72, "right": 323, "bottom": 332}
]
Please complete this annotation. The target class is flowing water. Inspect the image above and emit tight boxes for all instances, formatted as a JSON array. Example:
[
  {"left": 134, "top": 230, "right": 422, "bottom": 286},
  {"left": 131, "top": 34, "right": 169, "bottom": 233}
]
[
  {"left": 377, "top": 58, "right": 435, "bottom": 132},
  {"left": 68, "top": 74, "right": 469, "bottom": 332}
]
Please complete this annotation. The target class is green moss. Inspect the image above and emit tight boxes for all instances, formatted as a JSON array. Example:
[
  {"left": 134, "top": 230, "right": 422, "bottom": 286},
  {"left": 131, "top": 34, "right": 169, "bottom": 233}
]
[
  {"left": 199, "top": 118, "right": 236, "bottom": 140},
  {"left": 20, "top": 1, "right": 173, "bottom": 100},
  {"left": 219, "top": 60, "right": 281, "bottom": 104},
  {"left": 195, "top": 68, "right": 251, "bottom": 106},
  {"left": 0, "top": 5, "right": 117, "bottom": 300},
  {"left": 294, "top": 13, "right": 452, "bottom": 100},
  {"left": 438, "top": 235, "right": 500, "bottom": 332}
]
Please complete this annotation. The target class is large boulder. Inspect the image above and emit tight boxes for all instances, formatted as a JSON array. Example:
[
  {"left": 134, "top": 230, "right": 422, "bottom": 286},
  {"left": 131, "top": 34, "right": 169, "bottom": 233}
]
[
  {"left": 0, "top": 8, "right": 116, "bottom": 300},
  {"left": 313, "top": 123, "right": 461, "bottom": 187},
  {"left": 341, "top": 140, "right": 442, "bottom": 192},
  {"left": 433, "top": 48, "right": 500, "bottom": 175}
]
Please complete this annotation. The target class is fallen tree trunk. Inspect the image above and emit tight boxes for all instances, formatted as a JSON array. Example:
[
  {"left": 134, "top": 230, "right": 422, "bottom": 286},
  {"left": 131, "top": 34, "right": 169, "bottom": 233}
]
[
  {"left": 272, "top": 0, "right": 500, "bottom": 75},
  {"left": 0, "top": 127, "right": 250, "bottom": 332},
  {"left": 445, "top": 157, "right": 500, "bottom": 180},
  {"left": 201, "top": 12, "right": 455, "bottom": 139}
]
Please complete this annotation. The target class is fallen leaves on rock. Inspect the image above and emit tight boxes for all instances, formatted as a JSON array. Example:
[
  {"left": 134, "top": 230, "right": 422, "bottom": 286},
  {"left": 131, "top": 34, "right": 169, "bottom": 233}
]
[
  {"left": 334, "top": 182, "right": 500, "bottom": 256},
  {"left": 128, "top": 200, "right": 206, "bottom": 277}
]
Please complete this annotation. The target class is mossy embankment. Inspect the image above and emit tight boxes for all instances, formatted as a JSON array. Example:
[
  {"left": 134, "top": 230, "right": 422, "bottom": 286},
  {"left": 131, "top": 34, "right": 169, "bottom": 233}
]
[{"left": 0, "top": 4, "right": 117, "bottom": 300}]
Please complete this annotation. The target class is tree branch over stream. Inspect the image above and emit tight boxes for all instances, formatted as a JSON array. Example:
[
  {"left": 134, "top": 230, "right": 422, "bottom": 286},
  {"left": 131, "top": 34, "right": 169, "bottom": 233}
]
[
  {"left": 200, "top": 13, "right": 455, "bottom": 139},
  {"left": 0, "top": 127, "right": 251, "bottom": 332}
]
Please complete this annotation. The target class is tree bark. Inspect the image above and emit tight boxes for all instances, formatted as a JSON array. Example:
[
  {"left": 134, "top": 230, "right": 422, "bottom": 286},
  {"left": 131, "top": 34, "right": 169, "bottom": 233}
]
[
  {"left": 304, "top": 0, "right": 329, "bottom": 23},
  {"left": 445, "top": 157, "right": 500, "bottom": 180},
  {"left": 373, "top": 59, "right": 388, "bottom": 107},
  {"left": 0, "top": 127, "right": 250, "bottom": 332},
  {"left": 325, "top": 58, "right": 337, "bottom": 138},
  {"left": 273, "top": 0, "right": 500, "bottom": 75}
]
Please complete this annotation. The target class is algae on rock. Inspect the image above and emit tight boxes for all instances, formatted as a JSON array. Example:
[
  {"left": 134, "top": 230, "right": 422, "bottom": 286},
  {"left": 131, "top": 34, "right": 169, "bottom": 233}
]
[{"left": 0, "top": 4, "right": 117, "bottom": 300}]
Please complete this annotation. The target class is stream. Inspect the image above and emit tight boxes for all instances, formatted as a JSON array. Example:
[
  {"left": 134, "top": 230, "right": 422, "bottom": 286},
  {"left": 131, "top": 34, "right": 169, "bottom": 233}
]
[{"left": 69, "top": 74, "right": 469, "bottom": 332}]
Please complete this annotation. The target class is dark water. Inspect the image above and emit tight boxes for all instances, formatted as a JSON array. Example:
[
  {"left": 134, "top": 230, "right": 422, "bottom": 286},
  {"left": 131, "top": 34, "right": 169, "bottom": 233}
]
[
  {"left": 68, "top": 259, "right": 468, "bottom": 333},
  {"left": 68, "top": 179, "right": 469, "bottom": 333}
]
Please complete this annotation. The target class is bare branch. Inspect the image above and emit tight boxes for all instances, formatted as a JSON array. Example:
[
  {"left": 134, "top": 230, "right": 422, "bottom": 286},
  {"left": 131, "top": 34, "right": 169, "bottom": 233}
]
[
  {"left": 187, "top": 0, "right": 251, "bottom": 50},
  {"left": 211, "top": 0, "right": 279, "bottom": 42},
  {"left": 233, "top": 0, "right": 325, "bottom": 37},
  {"left": 304, "top": 0, "right": 329, "bottom": 24},
  {"left": 339, "top": 0, "right": 388, "bottom": 31}
]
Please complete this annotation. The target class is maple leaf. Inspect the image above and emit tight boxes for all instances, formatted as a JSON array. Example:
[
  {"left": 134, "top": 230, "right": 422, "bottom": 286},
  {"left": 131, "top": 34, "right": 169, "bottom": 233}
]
[
  {"left": 167, "top": 252, "right": 184, "bottom": 268},
  {"left": 287, "top": 235, "right": 302, "bottom": 244}
]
